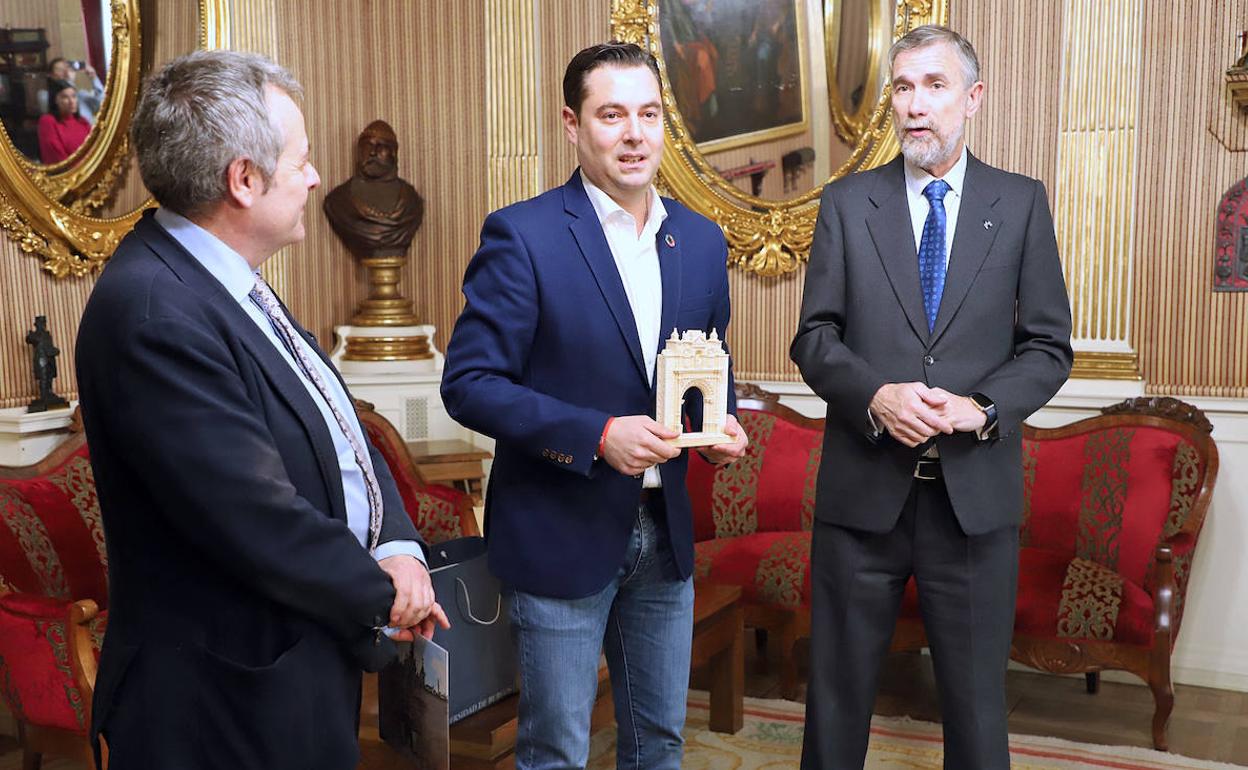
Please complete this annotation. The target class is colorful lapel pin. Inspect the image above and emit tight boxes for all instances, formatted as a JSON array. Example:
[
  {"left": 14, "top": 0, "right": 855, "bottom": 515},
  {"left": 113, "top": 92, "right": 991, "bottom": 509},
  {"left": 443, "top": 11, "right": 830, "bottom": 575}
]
[{"left": 665, "top": 233, "right": 676, "bottom": 247}]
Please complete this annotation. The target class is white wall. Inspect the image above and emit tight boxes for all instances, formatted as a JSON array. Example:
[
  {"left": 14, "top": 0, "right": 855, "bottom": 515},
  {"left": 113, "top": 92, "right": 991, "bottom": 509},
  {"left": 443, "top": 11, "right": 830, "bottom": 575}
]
[{"left": 753, "top": 378, "right": 1248, "bottom": 692}]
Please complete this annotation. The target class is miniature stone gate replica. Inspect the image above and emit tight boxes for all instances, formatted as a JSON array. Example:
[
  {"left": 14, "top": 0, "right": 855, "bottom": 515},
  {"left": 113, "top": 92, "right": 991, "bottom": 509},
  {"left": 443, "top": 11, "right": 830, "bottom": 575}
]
[{"left": 655, "top": 329, "right": 732, "bottom": 448}]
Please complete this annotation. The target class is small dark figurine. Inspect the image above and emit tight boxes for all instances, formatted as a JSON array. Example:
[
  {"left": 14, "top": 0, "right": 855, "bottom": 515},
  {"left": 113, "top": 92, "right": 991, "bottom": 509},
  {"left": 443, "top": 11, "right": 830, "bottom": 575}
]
[{"left": 26, "top": 315, "right": 70, "bottom": 413}]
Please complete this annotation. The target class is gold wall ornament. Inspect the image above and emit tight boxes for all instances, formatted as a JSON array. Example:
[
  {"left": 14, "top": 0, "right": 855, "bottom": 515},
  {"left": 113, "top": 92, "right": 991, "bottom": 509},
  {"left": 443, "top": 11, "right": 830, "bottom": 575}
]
[
  {"left": 610, "top": 0, "right": 948, "bottom": 277},
  {"left": 0, "top": 0, "right": 231, "bottom": 279}
]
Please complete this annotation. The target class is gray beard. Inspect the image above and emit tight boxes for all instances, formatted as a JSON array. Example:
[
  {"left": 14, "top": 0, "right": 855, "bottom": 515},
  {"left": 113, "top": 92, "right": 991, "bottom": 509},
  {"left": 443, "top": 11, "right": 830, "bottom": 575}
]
[{"left": 897, "top": 124, "right": 963, "bottom": 173}]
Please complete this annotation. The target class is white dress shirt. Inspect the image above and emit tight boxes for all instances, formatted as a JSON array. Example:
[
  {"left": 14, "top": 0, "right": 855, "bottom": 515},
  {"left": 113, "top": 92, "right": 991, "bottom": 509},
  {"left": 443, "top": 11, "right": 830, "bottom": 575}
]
[
  {"left": 581, "top": 171, "right": 668, "bottom": 489},
  {"left": 153, "top": 208, "right": 423, "bottom": 565}
]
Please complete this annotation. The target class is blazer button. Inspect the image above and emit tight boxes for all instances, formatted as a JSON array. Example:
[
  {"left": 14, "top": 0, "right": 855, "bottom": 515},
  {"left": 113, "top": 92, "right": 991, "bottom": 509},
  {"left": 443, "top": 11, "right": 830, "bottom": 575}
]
[{"left": 923, "top": 355, "right": 935, "bottom": 366}]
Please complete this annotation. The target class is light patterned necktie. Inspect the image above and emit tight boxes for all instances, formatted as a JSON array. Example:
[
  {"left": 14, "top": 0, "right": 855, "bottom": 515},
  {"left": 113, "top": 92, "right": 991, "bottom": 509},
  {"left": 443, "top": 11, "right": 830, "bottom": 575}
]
[
  {"left": 918, "top": 179, "right": 951, "bottom": 333},
  {"left": 249, "top": 277, "right": 382, "bottom": 552}
]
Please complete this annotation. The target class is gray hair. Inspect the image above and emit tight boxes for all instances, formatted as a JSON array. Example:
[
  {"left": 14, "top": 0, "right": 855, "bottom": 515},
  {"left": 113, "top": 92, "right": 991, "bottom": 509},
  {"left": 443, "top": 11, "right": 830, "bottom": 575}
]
[
  {"left": 131, "top": 50, "right": 302, "bottom": 218},
  {"left": 889, "top": 25, "right": 981, "bottom": 88}
]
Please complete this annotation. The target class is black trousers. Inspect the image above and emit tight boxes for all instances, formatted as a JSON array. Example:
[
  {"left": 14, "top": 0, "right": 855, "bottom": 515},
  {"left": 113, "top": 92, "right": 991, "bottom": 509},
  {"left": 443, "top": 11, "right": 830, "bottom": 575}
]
[{"left": 800, "top": 477, "right": 1018, "bottom": 770}]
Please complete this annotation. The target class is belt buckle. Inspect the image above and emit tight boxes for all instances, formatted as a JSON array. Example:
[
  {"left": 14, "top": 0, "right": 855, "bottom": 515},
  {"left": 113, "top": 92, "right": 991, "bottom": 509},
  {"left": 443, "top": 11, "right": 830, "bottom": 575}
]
[{"left": 913, "top": 458, "right": 940, "bottom": 480}]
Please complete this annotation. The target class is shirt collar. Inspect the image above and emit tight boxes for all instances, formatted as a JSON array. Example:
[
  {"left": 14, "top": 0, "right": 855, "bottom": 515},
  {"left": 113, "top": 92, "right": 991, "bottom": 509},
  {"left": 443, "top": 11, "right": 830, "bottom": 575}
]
[
  {"left": 904, "top": 144, "right": 968, "bottom": 200},
  {"left": 580, "top": 169, "right": 668, "bottom": 236},
  {"left": 153, "top": 208, "right": 259, "bottom": 303}
]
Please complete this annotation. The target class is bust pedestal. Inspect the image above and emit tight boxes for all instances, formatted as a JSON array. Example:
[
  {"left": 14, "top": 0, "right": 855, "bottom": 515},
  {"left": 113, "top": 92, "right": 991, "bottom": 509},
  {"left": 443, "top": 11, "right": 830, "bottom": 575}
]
[
  {"left": 0, "top": 403, "right": 76, "bottom": 465},
  {"left": 330, "top": 326, "right": 466, "bottom": 445}
]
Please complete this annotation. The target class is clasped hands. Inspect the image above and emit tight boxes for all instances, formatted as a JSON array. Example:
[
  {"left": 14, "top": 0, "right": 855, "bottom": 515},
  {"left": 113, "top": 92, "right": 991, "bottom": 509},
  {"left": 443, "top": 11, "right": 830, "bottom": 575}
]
[
  {"left": 869, "top": 382, "right": 986, "bottom": 448},
  {"left": 601, "top": 413, "right": 750, "bottom": 476},
  {"left": 377, "top": 555, "right": 451, "bottom": 642}
]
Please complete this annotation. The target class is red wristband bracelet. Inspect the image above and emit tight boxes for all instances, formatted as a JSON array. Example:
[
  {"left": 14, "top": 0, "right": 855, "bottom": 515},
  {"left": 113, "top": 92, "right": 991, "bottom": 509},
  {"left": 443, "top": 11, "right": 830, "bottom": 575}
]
[{"left": 597, "top": 416, "right": 615, "bottom": 457}]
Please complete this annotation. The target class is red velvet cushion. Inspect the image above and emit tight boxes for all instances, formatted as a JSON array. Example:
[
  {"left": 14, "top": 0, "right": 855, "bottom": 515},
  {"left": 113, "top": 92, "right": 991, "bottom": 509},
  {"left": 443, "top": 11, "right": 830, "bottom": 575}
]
[
  {"left": 0, "top": 593, "right": 93, "bottom": 733},
  {"left": 1022, "top": 427, "right": 1193, "bottom": 589},
  {"left": 693, "top": 531, "right": 811, "bottom": 610},
  {"left": 361, "top": 419, "right": 471, "bottom": 545},
  {"left": 0, "top": 444, "right": 107, "bottom": 605},
  {"left": 688, "top": 408, "right": 821, "bottom": 542},
  {"left": 899, "top": 547, "right": 1155, "bottom": 647}
]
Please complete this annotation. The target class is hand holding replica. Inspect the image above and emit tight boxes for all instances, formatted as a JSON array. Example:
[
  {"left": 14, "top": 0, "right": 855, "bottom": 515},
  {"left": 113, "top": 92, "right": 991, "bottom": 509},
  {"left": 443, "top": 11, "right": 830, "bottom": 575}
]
[
  {"left": 601, "top": 415, "right": 681, "bottom": 476},
  {"left": 379, "top": 554, "right": 451, "bottom": 640},
  {"left": 869, "top": 382, "right": 955, "bottom": 447},
  {"left": 698, "top": 412, "right": 750, "bottom": 465}
]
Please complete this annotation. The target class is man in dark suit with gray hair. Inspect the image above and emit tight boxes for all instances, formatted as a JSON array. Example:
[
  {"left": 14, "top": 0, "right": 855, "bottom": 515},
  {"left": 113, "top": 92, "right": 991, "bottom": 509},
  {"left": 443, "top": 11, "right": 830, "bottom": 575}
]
[
  {"left": 791, "top": 25, "right": 1073, "bottom": 769},
  {"left": 77, "top": 50, "right": 447, "bottom": 769}
]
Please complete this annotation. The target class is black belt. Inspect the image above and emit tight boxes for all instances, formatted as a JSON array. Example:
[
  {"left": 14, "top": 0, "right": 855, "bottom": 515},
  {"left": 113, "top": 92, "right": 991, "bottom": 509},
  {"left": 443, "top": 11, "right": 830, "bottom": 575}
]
[
  {"left": 639, "top": 489, "right": 659, "bottom": 505},
  {"left": 914, "top": 457, "right": 943, "bottom": 480}
]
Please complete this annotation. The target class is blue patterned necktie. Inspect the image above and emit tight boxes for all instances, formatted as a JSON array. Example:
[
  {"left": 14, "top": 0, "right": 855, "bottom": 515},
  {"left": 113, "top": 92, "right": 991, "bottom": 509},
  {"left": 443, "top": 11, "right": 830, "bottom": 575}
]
[
  {"left": 249, "top": 277, "right": 383, "bottom": 552},
  {"left": 919, "top": 179, "right": 951, "bottom": 333}
]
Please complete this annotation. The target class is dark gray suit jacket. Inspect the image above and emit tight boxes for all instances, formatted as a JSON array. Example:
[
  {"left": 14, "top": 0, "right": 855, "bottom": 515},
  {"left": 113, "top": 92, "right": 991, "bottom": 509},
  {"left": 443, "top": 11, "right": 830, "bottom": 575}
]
[{"left": 791, "top": 153, "right": 1073, "bottom": 536}]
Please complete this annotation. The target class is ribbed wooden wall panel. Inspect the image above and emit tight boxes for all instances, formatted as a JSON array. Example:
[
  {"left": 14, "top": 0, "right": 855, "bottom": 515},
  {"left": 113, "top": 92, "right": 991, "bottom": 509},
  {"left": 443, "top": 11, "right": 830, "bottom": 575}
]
[
  {"left": 954, "top": 2, "right": 1063, "bottom": 188},
  {"left": 538, "top": 1, "right": 610, "bottom": 190},
  {"left": 1053, "top": 0, "right": 1140, "bottom": 346},
  {"left": 1135, "top": 0, "right": 1248, "bottom": 397},
  {"left": 262, "top": 0, "right": 488, "bottom": 355},
  {"left": 487, "top": 0, "right": 543, "bottom": 209}
]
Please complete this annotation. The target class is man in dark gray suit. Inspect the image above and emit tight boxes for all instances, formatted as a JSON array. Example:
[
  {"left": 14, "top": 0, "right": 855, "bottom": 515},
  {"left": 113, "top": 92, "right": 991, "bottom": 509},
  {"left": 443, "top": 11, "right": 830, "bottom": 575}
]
[{"left": 791, "top": 26, "right": 1073, "bottom": 769}]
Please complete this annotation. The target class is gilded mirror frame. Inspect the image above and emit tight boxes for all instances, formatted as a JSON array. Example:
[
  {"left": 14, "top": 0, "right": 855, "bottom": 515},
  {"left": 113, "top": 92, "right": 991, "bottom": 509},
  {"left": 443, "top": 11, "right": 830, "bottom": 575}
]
[
  {"left": 825, "top": 0, "right": 890, "bottom": 146},
  {"left": 610, "top": 0, "right": 949, "bottom": 277},
  {"left": 0, "top": 0, "right": 231, "bottom": 278}
]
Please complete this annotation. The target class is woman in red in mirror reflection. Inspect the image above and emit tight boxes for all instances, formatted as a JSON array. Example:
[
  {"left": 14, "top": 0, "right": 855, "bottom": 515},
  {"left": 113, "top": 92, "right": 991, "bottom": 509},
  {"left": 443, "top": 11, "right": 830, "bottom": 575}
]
[{"left": 37, "top": 79, "right": 91, "bottom": 164}]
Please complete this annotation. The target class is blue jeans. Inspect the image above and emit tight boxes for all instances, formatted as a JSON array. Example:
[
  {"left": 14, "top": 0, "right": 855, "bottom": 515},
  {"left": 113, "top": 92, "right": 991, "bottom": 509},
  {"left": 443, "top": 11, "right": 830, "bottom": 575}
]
[{"left": 508, "top": 503, "right": 694, "bottom": 770}]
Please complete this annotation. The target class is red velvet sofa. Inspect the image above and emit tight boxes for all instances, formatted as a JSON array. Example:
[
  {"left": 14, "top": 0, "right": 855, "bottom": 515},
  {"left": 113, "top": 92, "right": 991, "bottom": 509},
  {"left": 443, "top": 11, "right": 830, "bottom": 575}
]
[
  {"left": 891, "top": 397, "right": 1219, "bottom": 751},
  {"left": 0, "top": 404, "right": 478, "bottom": 769},
  {"left": 686, "top": 384, "right": 822, "bottom": 697}
]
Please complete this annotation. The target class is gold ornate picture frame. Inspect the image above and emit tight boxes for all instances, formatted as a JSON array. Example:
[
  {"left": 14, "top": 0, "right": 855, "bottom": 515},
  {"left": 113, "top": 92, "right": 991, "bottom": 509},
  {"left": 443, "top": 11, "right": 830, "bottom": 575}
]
[
  {"left": 657, "top": 0, "right": 810, "bottom": 154},
  {"left": 611, "top": 0, "right": 949, "bottom": 277}
]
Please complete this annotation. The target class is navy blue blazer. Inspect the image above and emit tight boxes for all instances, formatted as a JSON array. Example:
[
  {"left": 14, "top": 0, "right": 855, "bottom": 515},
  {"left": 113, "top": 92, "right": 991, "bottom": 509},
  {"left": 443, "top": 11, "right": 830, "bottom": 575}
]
[
  {"left": 441, "top": 172, "right": 735, "bottom": 599},
  {"left": 76, "top": 212, "right": 424, "bottom": 770}
]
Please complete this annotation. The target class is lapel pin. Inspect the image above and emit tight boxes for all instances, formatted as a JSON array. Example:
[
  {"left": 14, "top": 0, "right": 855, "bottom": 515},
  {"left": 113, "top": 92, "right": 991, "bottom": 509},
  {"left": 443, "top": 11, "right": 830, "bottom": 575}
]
[
  {"left": 665, "top": 233, "right": 676, "bottom": 248},
  {"left": 983, "top": 219, "right": 994, "bottom": 230}
]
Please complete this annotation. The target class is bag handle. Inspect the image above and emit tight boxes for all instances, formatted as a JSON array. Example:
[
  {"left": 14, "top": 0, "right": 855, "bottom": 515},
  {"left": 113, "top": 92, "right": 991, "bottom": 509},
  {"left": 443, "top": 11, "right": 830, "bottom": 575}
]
[{"left": 455, "top": 577, "right": 502, "bottom": 625}]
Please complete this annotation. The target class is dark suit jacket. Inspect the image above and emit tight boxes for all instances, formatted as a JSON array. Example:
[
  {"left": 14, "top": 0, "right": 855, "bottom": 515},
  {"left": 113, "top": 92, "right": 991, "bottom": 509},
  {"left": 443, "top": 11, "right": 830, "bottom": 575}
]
[
  {"left": 441, "top": 171, "right": 734, "bottom": 599},
  {"left": 791, "top": 153, "right": 1073, "bottom": 536},
  {"left": 76, "top": 211, "right": 424, "bottom": 770}
]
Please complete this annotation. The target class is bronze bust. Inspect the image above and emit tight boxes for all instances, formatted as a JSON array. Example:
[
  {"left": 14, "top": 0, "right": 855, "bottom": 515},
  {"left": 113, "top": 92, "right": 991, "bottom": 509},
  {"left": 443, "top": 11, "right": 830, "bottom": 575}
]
[{"left": 323, "top": 120, "right": 424, "bottom": 258}]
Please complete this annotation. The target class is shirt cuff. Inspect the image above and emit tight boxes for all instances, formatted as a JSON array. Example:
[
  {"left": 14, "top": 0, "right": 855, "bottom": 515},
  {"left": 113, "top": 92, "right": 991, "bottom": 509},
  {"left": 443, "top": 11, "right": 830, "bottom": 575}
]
[
  {"left": 866, "top": 408, "right": 883, "bottom": 438},
  {"left": 373, "top": 539, "right": 427, "bottom": 567}
]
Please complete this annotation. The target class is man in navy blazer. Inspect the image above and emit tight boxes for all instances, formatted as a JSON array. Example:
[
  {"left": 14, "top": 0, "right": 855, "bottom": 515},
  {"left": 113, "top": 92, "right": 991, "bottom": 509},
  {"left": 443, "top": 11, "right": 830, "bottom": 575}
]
[
  {"left": 76, "top": 51, "right": 446, "bottom": 769},
  {"left": 442, "top": 43, "right": 748, "bottom": 770}
]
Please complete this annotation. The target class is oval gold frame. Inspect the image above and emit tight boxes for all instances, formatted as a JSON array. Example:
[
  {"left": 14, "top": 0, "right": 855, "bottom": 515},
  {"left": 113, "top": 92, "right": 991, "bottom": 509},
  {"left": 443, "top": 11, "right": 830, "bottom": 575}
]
[
  {"left": 0, "top": 0, "right": 231, "bottom": 279},
  {"left": 825, "top": 0, "right": 890, "bottom": 146},
  {"left": 610, "top": 0, "right": 949, "bottom": 277}
]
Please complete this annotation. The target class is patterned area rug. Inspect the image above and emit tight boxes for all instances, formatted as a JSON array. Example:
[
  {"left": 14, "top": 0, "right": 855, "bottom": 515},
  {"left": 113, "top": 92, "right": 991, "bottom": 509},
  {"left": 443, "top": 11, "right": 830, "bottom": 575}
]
[{"left": 587, "top": 692, "right": 1247, "bottom": 769}]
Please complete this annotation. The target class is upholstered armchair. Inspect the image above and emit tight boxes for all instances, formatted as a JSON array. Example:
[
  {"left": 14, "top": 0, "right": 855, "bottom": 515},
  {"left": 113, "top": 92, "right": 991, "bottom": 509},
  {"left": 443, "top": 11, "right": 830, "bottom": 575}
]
[
  {"left": 354, "top": 400, "right": 481, "bottom": 543},
  {"left": 892, "top": 397, "right": 1219, "bottom": 751},
  {"left": 686, "top": 384, "right": 822, "bottom": 698},
  {"left": 0, "top": 412, "right": 108, "bottom": 769}
]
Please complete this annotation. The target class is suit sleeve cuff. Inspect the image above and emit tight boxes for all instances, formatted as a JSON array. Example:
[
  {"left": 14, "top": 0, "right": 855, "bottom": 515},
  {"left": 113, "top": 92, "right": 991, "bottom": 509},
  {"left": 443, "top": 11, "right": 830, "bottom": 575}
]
[{"left": 373, "top": 539, "right": 428, "bottom": 567}]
